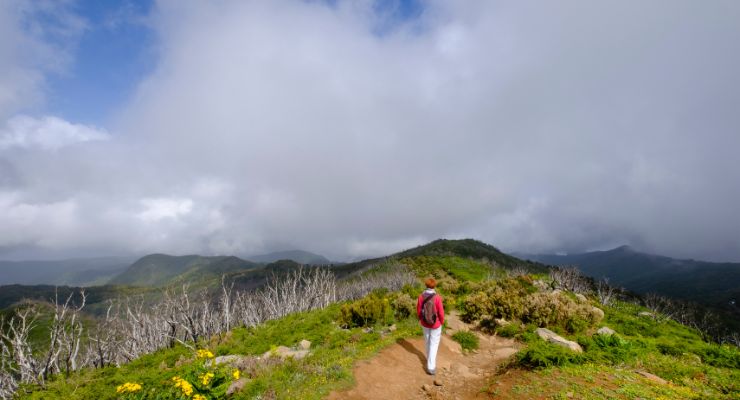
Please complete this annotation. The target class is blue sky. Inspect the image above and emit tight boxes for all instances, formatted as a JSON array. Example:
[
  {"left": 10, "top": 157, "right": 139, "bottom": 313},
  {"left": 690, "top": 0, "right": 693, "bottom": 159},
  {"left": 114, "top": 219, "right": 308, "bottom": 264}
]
[{"left": 45, "top": 0, "right": 155, "bottom": 125}]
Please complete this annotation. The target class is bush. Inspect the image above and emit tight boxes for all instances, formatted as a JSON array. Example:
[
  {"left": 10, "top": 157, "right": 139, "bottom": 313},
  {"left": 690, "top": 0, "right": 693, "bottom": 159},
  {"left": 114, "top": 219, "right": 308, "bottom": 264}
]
[
  {"left": 515, "top": 339, "right": 584, "bottom": 369},
  {"left": 451, "top": 331, "right": 479, "bottom": 352},
  {"left": 459, "top": 278, "right": 601, "bottom": 333},
  {"left": 389, "top": 292, "right": 416, "bottom": 319},
  {"left": 338, "top": 293, "right": 393, "bottom": 328}
]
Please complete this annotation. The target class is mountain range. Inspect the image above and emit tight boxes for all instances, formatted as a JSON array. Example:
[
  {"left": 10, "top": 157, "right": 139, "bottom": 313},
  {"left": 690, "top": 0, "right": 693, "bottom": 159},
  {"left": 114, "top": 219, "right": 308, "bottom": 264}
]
[{"left": 522, "top": 245, "right": 740, "bottom": 310}]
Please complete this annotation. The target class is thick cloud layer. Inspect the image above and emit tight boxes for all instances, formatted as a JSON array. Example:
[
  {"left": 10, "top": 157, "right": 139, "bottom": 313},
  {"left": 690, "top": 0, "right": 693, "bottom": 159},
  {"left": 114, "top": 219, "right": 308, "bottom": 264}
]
[{"left": 2, "top": 1, "right": 740, "bottom": 261}]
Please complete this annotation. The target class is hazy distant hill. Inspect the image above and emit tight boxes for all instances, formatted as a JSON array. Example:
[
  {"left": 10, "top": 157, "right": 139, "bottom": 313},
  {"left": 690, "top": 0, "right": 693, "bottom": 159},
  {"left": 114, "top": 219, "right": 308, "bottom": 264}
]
[
  {"left": 108, "top": 254, "right": 260, "bottom": 287},
  {"left": 0, "top": 257, "right": 134, "bottom": 286},
  {"left": 524, "top": 246, "right": 740, "bottom": 308},
  {"left": 247, "top": 250, "right": 332, "bottom": 265}
]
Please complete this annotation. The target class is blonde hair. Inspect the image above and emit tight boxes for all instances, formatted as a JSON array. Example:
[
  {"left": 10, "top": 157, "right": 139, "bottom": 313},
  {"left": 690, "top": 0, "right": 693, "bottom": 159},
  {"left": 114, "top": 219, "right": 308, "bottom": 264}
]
[{"left": 424, "top": 277, "right": 437, "bottom": 289}]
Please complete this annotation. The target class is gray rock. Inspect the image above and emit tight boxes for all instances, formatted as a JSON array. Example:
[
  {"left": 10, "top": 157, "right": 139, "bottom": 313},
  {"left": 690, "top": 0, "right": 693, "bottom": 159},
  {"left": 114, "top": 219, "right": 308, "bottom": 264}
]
[
  {"left": 535, "top": 328, "right": 583, "bottom": 353},
  {"left": 226, "top": 378, "right": 249, "bottom": 396},
  {"left": 262, "top": 346, "right": 310, "bottom": 360},
  {"left": 596, "top": 326, "right": 616, "bottom": 336},
  {"left": 210, "top": 355, "right": 246, "bottom": 366},
  {"left": 299, "top": 340, "right": 311, "bottom": 350}
]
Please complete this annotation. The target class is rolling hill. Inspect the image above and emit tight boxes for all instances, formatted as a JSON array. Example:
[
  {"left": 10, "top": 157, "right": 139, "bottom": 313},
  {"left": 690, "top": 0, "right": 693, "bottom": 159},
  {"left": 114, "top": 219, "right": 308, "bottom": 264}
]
[
  {"left": 523, "top": 245, "right": 740, "bottom": 309},
  {"left": 108, "top": 254, "right": 260, "bottom": 287},
  {"left": 0, "top": 257, "right": 134, "bottom": 286},
  {"left": 247, "top": 250, "right": 332, "bottom": 265}
]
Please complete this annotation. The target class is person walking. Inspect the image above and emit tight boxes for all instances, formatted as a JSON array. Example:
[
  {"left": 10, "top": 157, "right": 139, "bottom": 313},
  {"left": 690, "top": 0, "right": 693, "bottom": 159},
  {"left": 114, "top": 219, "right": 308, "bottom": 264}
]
[{"left": 417, "top": 277, "right": 445, "bottom": 375}]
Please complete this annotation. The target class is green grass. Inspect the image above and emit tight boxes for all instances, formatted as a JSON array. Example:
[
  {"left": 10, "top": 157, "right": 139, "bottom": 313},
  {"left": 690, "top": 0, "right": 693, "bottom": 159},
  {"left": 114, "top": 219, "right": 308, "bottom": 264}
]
[
  {"left": 17, "top": 298, "right": 422, "bottom": 400},
  {"left": 451, "top": 330, "right": 479, "bottom": 352}
]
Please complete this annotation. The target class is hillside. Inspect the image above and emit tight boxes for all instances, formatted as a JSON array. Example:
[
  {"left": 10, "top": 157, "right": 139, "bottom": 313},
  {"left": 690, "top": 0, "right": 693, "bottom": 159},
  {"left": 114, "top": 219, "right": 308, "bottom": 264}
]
[
  {"left": 247, "top": 250, "right": 332, "bottom": 265},
  {"left": 524, "top": 246, "right": 740, "bottom": 309},
  {"left": 6, "top": 239, "right": 738, "bottom": 399},
  {"left": 0, "top": 257, "right": 134, "bottom": 286},
  {"left": 108, "top": 254, "right": 260, "bottom": 287},
  {"left": 332, "top": 238, "right": 548, "bottom": 279}
]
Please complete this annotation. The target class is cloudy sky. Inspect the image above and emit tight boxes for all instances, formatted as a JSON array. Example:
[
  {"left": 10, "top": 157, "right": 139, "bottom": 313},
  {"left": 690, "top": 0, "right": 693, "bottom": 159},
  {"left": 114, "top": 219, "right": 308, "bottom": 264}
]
[{"left": 1, "top": 0, "right": 739, "bottom": 262}]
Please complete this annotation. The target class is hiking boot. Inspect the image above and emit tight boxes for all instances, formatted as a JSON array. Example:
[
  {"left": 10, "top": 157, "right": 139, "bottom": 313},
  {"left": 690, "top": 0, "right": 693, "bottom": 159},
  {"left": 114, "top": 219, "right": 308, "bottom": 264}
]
[{"left": 427, "top": 369, "right": 436, "bottom": 376}]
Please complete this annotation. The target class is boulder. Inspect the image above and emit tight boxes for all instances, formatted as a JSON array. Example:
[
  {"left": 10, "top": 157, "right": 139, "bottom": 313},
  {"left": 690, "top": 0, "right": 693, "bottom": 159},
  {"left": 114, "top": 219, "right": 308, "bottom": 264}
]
[
  {"left": 535, "top": 328, "right": 583, "bottom": 353},
  {"left": 226, "top": 378, "right": 249, "bottom": 396},
  {"left": 299, "top": 340, "right": 311, "bottom": 350},
  {"left": 262, "top": 346, "right": 310, "bottom": 360},
  {"left": 210, "top": 355, "right": 245, "bottom": 366},
  {"left": 596, "top": 327, "right": 616, "bottom": 336}
]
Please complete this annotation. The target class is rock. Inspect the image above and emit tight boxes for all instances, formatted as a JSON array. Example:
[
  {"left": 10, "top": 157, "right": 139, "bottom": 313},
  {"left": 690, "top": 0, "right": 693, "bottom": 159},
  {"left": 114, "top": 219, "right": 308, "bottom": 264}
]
[
  {"left": 636, "top": 370, "right": 668, "bottom": 385},
  {"left": 226, "top": 378, "right": 249, "bottom": 396},
  {"left": 262, "top": 346, "right": 310, "bottom": 360},
  {"left": 591, "top": 306, "right": 605, "bottom": 321},
  {"left": 362, "top": 327, "right": 374, "bottom": 334},
  {"left": 575, "top": 293, "right": 588, "bottom": 303},
  {"left": 494, "top": 318, "right": 509, "bottom": 327},
  {"left": 210, "top": 355, "right": 246, "bottom": 366},
  {"left": 535, "top": 328, "right": 583, "bottom": 353},
  {"left": 434, "top": 379, "right": 444, "bottom": 386},
  {"left": 596, "top": 327, "right": 616, "bottom": 336},
  {"left": 299, "top": 340, "right": 311, "bottom": 350},
  {"left": 422, "top": 384, "right": 432, "bottom": 392},
  {"left": 388, "top": 324, "right": 397, "bottom": 332}
]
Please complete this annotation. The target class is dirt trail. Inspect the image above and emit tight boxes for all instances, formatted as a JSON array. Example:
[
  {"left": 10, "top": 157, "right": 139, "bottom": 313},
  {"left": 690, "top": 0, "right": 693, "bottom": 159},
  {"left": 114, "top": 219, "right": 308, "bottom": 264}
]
[{"left": 327, "top": 313, "right": 520, "bottom": 400}]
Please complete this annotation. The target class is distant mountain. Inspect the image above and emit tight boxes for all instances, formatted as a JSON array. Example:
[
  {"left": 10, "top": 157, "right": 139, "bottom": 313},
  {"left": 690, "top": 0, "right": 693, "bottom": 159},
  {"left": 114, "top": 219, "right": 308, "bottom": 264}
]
[
  {"left": 109, "top": 254, "right": 260, "bottom": 287},
  {"left": 523, "top": 246, "right": 740, "bottom": 308},
  {"left": 0, "top": 257, "right": 134, "bottom": 286},
  {"left": 247, "top": 250, "right": 332, "bottom": 265},
  {"left": 332, "top": 238, "right": 548, "bottom": 278}
]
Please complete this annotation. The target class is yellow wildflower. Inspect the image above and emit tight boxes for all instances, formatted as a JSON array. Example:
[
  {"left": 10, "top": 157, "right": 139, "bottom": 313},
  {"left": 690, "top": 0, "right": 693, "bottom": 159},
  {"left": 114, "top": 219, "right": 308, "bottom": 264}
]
[
  {"left": 172, "top": 376, "right": 194, "bottom": 396},
  {"left": 116, "top": 382, "right": 142, "bottom": 394},
  {"left": 193, "top": 395, "right": 207, "bottom": 400},
  {"left": 199, "top": 371, "right": 215, "bottom": 386},
  {"left": 196, "top": 349, "right": 215, "bottom": 359},
  {"left": 232, "top": 369, "right": 241, "bottom": 380}
]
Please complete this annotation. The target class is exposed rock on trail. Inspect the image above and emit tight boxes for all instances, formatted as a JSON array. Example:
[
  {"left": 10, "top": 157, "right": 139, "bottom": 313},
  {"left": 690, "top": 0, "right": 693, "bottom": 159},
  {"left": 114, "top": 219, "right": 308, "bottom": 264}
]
[{"left": 327, "top": 312, "right": 520, "bottom": 400}]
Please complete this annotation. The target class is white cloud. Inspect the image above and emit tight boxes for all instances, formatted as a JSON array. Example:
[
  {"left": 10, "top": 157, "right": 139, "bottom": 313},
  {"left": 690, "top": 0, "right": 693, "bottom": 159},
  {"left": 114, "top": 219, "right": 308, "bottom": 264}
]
[
  {"left": 0, "top": 115, "right": 109, "bottom": 150},
  {"left": 2, "top": 1, "right": 740, "bottom": 261}
]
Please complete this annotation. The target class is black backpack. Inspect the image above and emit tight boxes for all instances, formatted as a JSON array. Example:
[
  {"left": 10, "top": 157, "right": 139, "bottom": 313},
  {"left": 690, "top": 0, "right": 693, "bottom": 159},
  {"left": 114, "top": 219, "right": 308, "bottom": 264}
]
[{"left": 421, "top": 293, "right": 437, "bottom": 325}]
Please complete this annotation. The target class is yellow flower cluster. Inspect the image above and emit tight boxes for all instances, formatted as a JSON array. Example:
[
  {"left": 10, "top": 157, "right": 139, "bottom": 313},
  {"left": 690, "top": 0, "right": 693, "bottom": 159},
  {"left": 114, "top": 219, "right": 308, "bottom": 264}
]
[
  {"left": 196, "top": 349, "right": 215, "bottom": 359},
  {"left": 193, "top": 395, "right": 207, "bottom": 400},
  {"left": 172, "top": 376, "right": 194, "bottom": 397},
  {"left": 199, "top": 371, "right": 215, "bottom": 386},
  {"left": 116, "top": 382, "right": 142, "bottom": 394},
  {"left": 232, "top": 369, "right": 240, "bottom": 380}
]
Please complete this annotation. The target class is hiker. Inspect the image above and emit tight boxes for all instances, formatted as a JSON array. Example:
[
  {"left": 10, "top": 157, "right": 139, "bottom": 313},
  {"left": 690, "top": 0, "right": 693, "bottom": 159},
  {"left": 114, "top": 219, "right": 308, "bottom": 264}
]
[{"left": 417, "top": 277, "right": 445, "bottom": 375}]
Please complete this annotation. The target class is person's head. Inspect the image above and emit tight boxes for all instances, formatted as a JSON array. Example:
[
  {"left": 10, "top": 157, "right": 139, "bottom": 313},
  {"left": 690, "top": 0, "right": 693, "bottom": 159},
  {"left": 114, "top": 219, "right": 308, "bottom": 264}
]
[{"left": 424, "top": 277, "right": 437, "bottom": 289}]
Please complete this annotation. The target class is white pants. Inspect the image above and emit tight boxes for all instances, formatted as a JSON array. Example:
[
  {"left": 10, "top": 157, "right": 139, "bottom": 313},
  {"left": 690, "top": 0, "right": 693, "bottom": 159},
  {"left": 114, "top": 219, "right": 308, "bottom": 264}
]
[{"left": 422, "top": 326, "right": 442, "bottom": 372}]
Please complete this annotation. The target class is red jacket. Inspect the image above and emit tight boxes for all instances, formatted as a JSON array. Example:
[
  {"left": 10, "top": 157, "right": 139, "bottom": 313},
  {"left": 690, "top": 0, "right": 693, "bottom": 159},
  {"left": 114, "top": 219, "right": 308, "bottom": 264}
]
[{"left": 417, "top": 290, "right": 444, "bottom": 329}]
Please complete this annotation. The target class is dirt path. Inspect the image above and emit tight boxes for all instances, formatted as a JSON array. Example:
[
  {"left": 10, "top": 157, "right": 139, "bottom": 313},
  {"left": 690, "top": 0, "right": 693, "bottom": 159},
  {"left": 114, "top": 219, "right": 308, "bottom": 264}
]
[{"left": 327, "top": 313, "right": 520, "bottom": 400}]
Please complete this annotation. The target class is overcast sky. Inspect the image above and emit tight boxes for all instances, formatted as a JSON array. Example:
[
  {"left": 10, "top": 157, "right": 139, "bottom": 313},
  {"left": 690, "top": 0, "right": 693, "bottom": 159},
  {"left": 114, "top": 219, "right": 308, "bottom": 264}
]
[{"left": 1, "top": 0, "right": 740, "bottom": 262}]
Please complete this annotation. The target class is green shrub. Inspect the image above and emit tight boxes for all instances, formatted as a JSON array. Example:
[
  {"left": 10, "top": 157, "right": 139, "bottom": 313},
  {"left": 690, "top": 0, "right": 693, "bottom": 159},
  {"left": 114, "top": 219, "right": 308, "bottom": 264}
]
[
  {"left": 451, "top": 330, "right": 479, "bottom": 352},
  {"left": 515, "top": 339, "right": 584, "bottom": 369},
  {"left": 338, "top": 293, "right": 393, "bottom": 328},
  {"left": 699, "top": 344, "right": 740, "bottom": 369},
  {"left": 389, "top": 292, "right": 416, "bottom": 319},
  {"left": 496, "top": 322, "right": 524, "bottom": 338}
]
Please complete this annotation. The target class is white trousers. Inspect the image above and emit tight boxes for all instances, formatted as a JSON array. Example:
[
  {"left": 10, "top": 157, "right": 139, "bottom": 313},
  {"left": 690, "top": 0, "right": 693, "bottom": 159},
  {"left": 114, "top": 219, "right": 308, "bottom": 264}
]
[{"left": 422, "top": 326, "right": 442, "bottom": 372}]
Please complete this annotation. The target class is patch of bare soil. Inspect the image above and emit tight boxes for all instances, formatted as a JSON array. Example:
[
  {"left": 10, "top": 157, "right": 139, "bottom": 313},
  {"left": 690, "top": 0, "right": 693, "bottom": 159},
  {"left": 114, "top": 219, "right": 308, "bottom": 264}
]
[{"left": 327, "top": 312, "right": 520, "bottom": 400}]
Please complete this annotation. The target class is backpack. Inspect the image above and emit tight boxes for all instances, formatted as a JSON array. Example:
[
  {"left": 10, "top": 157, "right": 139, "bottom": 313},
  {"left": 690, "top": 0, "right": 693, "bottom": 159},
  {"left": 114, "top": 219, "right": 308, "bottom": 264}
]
[{"left": 421, "top": 293, "right": 437, "bottom": 325}]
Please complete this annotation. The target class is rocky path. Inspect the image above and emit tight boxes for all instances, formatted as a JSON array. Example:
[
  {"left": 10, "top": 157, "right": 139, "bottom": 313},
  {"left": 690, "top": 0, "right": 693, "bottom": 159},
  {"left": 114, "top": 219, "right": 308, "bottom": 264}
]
[{"left": 327, "top": 313, "right": 520, "bottom": 400}]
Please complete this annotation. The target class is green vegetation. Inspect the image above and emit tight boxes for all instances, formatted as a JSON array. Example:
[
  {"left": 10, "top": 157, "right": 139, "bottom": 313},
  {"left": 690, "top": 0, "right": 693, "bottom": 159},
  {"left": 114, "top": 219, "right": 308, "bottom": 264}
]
[
  {"left": 451, "top": 330, "right": 479, "bottom": 352},
  {"left": 6, "top": 239, "right": 740, "bottom": 399}
]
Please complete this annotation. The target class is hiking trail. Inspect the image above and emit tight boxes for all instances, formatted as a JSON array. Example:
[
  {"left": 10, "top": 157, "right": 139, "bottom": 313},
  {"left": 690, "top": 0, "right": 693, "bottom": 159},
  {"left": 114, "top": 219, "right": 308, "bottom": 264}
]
[{"left": 327, "top": 312, "right": 520, "bottom": 399}]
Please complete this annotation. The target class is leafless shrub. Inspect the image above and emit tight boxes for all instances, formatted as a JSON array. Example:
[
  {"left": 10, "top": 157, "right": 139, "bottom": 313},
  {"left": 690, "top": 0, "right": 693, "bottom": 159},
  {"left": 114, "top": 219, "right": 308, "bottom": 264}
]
[
  {"left": 549, "top": 266, "right": 591, "bottom": 294},
  {"left": 595, "top": 278, "right": 618, "bottom": 306},
  {"left": 507, "top": 265, "right": 530, "bottom": 278}
]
